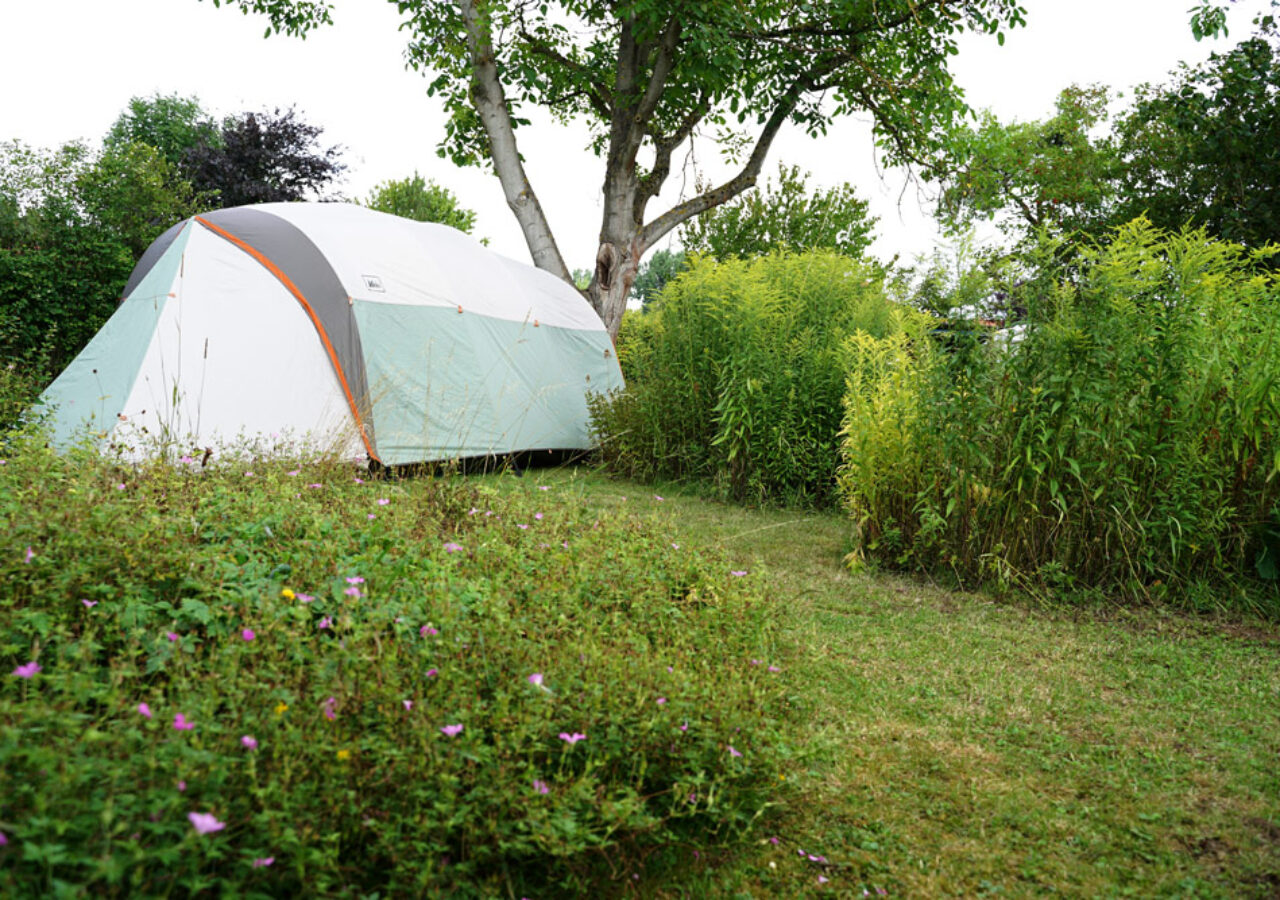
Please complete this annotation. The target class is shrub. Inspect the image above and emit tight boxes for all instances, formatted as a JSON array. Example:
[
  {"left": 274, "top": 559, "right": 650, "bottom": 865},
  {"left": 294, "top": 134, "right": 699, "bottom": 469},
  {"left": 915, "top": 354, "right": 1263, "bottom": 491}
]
[
  {"left": 839, "top": 221, "right": 1280, "bottom": 610},
  {"left": 592, "top": 250, "right": 918, "bottom": 506},
  {"left": 0, "top": 437, "right": 793, "bottom": 896}
]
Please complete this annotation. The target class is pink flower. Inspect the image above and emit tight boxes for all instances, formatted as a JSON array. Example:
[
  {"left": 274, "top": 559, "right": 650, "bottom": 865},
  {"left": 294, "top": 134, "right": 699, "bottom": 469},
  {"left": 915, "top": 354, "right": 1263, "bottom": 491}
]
[
  {"left": 187, "top": 812, "right": 225, "bottom": 835},
  {"left": 354, "top": 477, "right": 364, "bottom": 484},
  {"left": 377, "top": 498, "right": 390, "bottom": 506},
  {"left": 402, "top": 700, "right": 413, "bottom": 711},
  {"left": 533, "top": 779, "right": 549, "bottom": 794},
  {"left": 241, "top": 735, "right": 258, "bottom": 750},
  {"left": 24, "top": 546, "right": 33, "bottom": 564},
  {"left": 297, "top": 593, "right": 314, "bottom": 603},
  {"left": 344, "top": 586, "right": 362, "bottom": 598},
  {"left": 166, "top": 631, "right": 180, "bottom": 642},
  {"left": 680, "top": 722, "right": 689, "bottom": 732},
  {"left": 672, "top": 543, "right": 680, "bottom": 549},
  {"left": 527, "top": 673, "right": 544, "bottom": 688},
  {"left": 367, "top": 513, "right": 376, "bottom": 520},
  {"left": 537, "top": 485, "right": 550, "bottom": 490},
  {"left": 768, "top": 665, "right": 781, "bottom": 673},
  {"left": 115, "top": 483, "right": 126, "bottom": 491},
  {"left": 468, "top": 507, "right": 479, "bottom": 515},
  {"left": 173, "top": 713, "right": 195, "bottom": 731},
  {"left": 252, "top": 856, "right": 274, "bottom": 867},
  {"left": 443, "top": 542, "right": 463, "bottom": 553},
  {"left": 517, "top": 523, "right": 528, "bottom": 530},
  {"left": 728, "top": 745, "right": 743, "bottom": 758},
  {"left": 12, "top": 661, "right": 40, "bottom": 678},
  {"left": 287, "top": 469, "right": 300, "bottom": 476},
  {"left": 440, "top": 724, "right": 463, "bottom": 737},
  {"left": 425, "top": 668, "right": 438, "bottom": 678},
  {"left": 81, "top": 599, "right": 97, "bottom": 608},
  {"left": 0, "top": 831, "right": 7, "bottom": 845},
  {"left": 654, "top": 495, "right": 664, "bottom": 501},
  {"left": 318, "top": 617, "right": 333, "bottom": 630},
  {"left": 656, "top": 697, "right": 667, "bottom": 705},
  {"left": 818, "top": 876, "right": 830, "bottom": 884},
  {"left": 323, "top": 697, "right": 337, "bottom": 720},
  {"left": 534, "top": 513, "right": 543, "bottom": 520},
  {"left": 177, "top": 780, "right": 187, "bottom": 792},
  {"left": 308, "top": 483, "right": 322, "bottom": 489},
  {"left": 137, "top": 702, "right": 152, "bottom": 719},
  {"left": 420, "top": 625, "right": 438, "bottom": 637},
  {"left": 769, "top": 836, "right": 780, "bottom": 845},
  {"left": 559, "top": 732, "right": 586, "bottom": 745},
  {"left": 241, "top": 628, "right": 256, "bottom": 641},
  {"left": 346, "top": 576, "right": 365, "bottom": 585},
  {"left": 730, "top": 570, "right": 747, "bottom": 577}
]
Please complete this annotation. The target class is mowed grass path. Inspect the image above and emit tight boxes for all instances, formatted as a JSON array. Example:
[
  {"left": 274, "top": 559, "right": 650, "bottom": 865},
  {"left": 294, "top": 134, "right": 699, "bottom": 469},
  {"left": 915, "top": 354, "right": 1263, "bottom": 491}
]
[{"left": 520, "top": 467, "right": 1280, "bottom": 897}]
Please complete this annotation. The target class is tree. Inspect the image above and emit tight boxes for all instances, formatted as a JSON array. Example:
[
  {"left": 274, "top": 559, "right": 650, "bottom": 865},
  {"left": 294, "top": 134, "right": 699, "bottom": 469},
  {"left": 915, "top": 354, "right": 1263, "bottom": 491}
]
[
  {"left": 79, "top": 142, "right": 206, "bottom": 256},
  {"left": 935, "top": 85, "right": 1120, "bottom": 242},
  {"left": 0, "top": 140, "right": 201, "bottom": 374},
  {"left": 1112, "top": 35, "right": 1280, "bottom": 249},
  {"left": 184, "top": 106, "right": 346, "bottom": 207},
  {"left": 201, "top": 0, "right": 1027, "bottom": 338},
  {"left": 104, "top": 92, "right": 222, "bottom": 171},
  {"left": 364, "top": 172, "right": 477, "bottom": 233},
  {"left": 681, "top": 163, "right": 878, "bottom": 261},
  {"left": 630, "top": 247, "right": 687, "bottom": 308}
]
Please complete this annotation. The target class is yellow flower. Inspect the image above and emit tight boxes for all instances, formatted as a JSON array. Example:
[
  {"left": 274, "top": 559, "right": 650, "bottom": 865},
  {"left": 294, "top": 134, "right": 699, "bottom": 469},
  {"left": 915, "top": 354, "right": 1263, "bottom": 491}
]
[
  {"left": 274, "top": 702, "right": 289, "bottom": 716},
  {"left": 336, "top": 749, "right": 351, "bottom": 761},
  {"left": 280, "top": 587, "right": 295, "bottom": 600}
]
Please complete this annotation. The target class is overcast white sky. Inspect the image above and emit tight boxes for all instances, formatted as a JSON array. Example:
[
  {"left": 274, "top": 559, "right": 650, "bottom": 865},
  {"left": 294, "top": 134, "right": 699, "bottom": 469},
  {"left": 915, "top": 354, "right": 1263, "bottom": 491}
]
[{"left": 0, "top": 0, "right": 1270, "bottom": 268}]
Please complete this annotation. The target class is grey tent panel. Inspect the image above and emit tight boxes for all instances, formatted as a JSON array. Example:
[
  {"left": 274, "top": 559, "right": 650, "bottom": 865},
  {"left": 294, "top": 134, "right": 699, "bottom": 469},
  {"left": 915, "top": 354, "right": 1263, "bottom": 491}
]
[
  {"left": 194, "top": 206, "right": 375, "bottom": 452},
  {"left": 121, "top": 219, "right": 188, "bottom": 299}
]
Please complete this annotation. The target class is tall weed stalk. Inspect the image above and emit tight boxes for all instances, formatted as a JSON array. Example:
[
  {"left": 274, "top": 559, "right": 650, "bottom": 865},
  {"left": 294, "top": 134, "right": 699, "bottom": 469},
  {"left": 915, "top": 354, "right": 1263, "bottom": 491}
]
[
  {"left": 840, "top": 222, "right": 1280, "bottom": 610},
  {"left": 592, "top": 251, "right": 917, "bottom": 506}
]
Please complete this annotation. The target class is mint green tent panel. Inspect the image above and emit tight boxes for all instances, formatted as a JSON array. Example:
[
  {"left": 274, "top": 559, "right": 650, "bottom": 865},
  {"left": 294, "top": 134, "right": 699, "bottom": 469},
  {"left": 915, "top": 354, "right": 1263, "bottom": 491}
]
[
  {"left": 464, "top": 311, "right": 614, "bottom": 449},
  {"left": 39, "top": 226, "right": 193, "bottom": 445},
  {"left": 353, "top": 300, "right": 614, "bottom": 465}
]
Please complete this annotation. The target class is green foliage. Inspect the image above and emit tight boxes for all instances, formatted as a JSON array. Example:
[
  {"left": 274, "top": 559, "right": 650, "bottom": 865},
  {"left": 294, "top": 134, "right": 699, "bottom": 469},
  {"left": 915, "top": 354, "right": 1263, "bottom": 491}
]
[
  {"left": 104, "top": 93, "right": 222, "bottom": 172},
  {"left": 79, "top": 143, "right": 207, "bottom": 257},
  {"left": 1114, "top": 35, "right": 1280, "bottom": 252},
  {"left": 0, "top": 439, "right": 792, "bottom": 896},
  {"left": 937, "top": 85, "right": 1119, "bottom": 241},
  {"left": 364, "top": 172, "right": 478, "bottom": 233},
  {"left": 592, "top": 251, "right": 923, "bottom": 506},
  {"left": 682, "top": 165, "right": 878, "bottom": 262},
  {"left": 839, "top": 222, "right": 1280, "bottom": 610},
  {"left": 631, "top": 247, "right": 689, "bottom": 308},
  {"left": 0, "top": 140, "right": 201, "bottom": 382},
  {"left": 939, "top": 33, "right": 1280, "bottom": 257}
]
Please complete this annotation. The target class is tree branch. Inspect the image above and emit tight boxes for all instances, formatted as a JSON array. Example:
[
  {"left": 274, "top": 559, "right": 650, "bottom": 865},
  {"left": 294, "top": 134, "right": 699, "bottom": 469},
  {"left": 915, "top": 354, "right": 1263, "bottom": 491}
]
[
  {"left": 634, "top": 97, "right": 709, "bottom": 221},
  {"left": 732, "top": 0, "right": 949, "bottom": 43},
  {"left": 517, "top": 26, "right": 615, "bottom": 121},
  {"left": 637, "top": 70, "right": 821, "bottom": 249}
]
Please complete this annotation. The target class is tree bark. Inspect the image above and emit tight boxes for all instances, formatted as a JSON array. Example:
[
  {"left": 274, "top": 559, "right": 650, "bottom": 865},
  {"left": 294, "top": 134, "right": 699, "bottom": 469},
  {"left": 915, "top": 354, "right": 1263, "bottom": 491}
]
[{"left": 458, "top": 0, "right": 571, "bottom": 282}]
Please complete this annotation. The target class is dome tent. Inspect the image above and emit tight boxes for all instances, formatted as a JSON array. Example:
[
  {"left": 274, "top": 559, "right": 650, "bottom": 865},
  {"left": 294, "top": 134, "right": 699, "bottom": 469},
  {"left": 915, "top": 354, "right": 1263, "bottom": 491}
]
[{"left": 38, "top": 203, "right": 624, "bottom": 465}]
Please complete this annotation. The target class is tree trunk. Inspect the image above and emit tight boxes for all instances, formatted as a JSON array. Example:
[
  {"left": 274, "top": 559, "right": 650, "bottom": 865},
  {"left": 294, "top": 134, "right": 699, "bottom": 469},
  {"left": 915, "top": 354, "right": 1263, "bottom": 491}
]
[
  {"left": 458, "top": 0, "right": 571, "bottom": 282},
  {"left": 587, "top": 235, "right": 643, "bottom": 339}
]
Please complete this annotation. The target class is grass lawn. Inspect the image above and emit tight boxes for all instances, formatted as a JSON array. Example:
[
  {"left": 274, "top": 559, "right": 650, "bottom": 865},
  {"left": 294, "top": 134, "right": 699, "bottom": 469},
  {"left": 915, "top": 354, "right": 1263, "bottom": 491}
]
[
  {"left": 526, "top": 466, "right": 1280, "bottom": 897},
  {"left": 3, "top": 448, "right": 1277, "bottom": 896}
]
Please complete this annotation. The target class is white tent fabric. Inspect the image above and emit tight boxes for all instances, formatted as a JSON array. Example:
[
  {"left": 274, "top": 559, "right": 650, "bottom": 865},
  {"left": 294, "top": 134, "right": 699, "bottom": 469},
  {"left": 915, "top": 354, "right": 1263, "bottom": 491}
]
[{"left": 40, "top": 203, "right": 624, "bottom": 464}]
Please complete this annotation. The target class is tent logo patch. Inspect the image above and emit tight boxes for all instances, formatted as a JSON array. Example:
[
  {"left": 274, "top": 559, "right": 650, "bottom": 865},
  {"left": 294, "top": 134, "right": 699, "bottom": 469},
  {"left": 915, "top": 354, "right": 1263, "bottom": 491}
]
[{"left": 362, "top": 275, "right": 386, "bottom": 292}]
